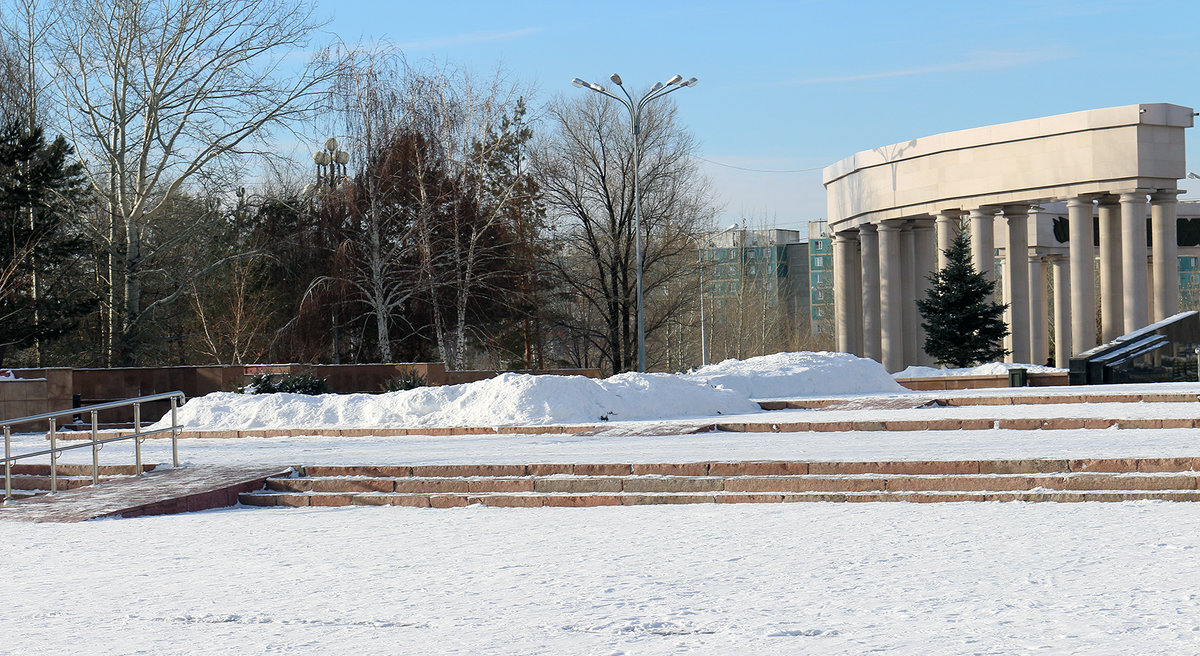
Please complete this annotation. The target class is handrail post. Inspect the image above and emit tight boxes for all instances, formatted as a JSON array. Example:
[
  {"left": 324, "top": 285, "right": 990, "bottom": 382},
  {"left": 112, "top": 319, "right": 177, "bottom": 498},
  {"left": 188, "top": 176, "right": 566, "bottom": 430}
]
[
  {"left": 49, "top": 417, "right": 57, "bottom": 494},
  {"left": 90, "top": 410, "right": 100, "bottom": 485},
  {"left": 133, "top": 402, "right": 142, "bottom": 475},
  {"left": 4, "top": 425, "right": 11, "bottom": 502},
  {"left": 170, "top": 395, "right": 179, "bottom": 467}
]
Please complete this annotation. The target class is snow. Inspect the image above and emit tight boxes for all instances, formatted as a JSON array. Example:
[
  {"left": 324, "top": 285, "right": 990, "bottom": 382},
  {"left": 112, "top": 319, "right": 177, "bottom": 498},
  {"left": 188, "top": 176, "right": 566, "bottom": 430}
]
[
  {"left": 3, "top": 503, "right": 1200, "bottom": 654},
  {"left": 7, "top": 352, "right": 1200, "bottom": 654},
  {"left": 156, "top": 372, "right": 760, "bottom": 431},
  {"left": 156, "top": 352, "right": 904, "bottom": 431},
  {"left": 686, "top": 350, "right": 906, "bottom": 398},
  {"left": 893, "top": 362, "right": 1067, "bottom": 378}
]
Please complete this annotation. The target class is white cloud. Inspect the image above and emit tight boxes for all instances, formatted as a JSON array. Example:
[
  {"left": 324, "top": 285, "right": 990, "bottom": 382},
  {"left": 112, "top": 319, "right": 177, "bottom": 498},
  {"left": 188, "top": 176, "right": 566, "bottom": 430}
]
[{"left": 781, "top": 48, "right": 1072, "bottom": 86}]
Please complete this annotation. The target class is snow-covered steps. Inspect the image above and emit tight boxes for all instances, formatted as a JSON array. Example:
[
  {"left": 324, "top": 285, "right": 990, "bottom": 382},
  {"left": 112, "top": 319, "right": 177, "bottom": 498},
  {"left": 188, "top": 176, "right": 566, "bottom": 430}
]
[
  {"left": 0, "top": 465, "right": 292, "bottom": 522},
  {"left": 2, "top": 463, "right": 156, "bottom": 496},
  {"left": 760, "top": 390, "right": 1200, "bottom": 410},
  {"left": 718, "top": 417, "right": 1200, "bottom": 432},
  {"left": 237, "top": 458, "right": 1200, "bottom": 507}
]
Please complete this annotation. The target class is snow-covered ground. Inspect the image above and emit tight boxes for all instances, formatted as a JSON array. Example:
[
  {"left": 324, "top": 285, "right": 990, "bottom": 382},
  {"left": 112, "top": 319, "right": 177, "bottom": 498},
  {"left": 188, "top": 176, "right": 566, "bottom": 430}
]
[
  {"left": 6, "top": 352, "right": 1200, "bottom": 654},
  {"left": 4, "top": 502, "right": 1200, "bottom": 655}
]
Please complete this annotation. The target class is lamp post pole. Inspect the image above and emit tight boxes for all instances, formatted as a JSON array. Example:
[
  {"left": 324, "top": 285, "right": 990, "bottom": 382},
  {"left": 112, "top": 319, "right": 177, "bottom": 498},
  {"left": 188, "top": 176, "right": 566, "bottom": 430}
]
[{"left": 572, "top": 73, "right": 698, "bottom": 372}]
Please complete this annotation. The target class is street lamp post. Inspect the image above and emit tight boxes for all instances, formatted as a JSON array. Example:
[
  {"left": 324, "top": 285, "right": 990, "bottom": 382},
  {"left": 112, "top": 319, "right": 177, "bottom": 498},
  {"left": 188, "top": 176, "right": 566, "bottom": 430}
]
[
  {"left": 572, "top": 73, "right": 698, "bottom": 372},
  {"left": 699, "top": 223, "right": 739, "bottom": 367},
  {"left": 311, "top": 137, "right": 349, "bottom": 363}
]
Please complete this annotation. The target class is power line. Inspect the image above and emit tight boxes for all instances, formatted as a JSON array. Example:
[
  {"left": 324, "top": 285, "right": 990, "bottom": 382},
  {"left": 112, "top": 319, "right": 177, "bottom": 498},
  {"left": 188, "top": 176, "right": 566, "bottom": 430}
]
[{"left": 696, "top": 157, "right": 825, "bottom": 173}]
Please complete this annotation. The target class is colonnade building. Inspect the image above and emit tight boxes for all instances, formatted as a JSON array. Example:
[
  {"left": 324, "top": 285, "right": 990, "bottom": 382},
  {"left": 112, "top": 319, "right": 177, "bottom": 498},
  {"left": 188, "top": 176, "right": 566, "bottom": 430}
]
[{"left": 822, "top": 103, "right": 1194, "bottom": 372}]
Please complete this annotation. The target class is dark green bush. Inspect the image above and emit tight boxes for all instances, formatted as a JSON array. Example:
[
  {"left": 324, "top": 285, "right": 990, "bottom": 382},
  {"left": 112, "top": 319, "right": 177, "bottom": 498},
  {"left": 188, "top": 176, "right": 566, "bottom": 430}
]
[
  {"left": 382, "top": 370, "right": 428, "bottom": 392},
  {"left": 239, "top": 373, "right": 329, "bottom": 395}
]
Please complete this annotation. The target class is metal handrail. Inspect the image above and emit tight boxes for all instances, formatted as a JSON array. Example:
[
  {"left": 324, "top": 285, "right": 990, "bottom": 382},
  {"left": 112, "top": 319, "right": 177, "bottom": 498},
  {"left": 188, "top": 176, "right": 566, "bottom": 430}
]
[{"left": 2, "top": 391, "right": 186, "bottom": 502}]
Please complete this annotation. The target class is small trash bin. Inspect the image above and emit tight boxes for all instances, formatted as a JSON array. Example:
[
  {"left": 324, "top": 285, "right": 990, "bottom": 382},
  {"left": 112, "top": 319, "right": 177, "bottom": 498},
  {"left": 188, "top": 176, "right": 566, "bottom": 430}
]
[{"left": 1008, "top": 368, "right": 1028, "bottom": 387}]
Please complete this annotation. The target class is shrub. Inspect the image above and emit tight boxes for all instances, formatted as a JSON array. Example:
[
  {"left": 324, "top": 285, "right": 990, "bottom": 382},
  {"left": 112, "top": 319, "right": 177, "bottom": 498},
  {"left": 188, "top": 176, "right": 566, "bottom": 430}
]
[
  {"left": 382, "top": 370, "right": 428, "bottom": 392},
  {"left": 239, "top": 373, "right": 329, "bottom": 395}
]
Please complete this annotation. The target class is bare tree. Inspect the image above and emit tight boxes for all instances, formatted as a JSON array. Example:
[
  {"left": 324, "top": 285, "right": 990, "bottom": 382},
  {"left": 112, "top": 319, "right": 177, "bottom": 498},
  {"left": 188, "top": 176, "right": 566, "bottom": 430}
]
[
  {"left": 46, "top": 0, "right": 334, "bottom": 364},
  {"left": 535, "top": 93, "right": 716, "bottom": 374}
]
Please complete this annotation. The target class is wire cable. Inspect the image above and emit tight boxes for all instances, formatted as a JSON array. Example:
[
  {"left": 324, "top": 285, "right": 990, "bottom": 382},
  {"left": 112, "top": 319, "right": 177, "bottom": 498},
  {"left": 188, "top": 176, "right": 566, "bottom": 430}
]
[{"left": 695, "top": 157, "right": 825, "bottom": 173}]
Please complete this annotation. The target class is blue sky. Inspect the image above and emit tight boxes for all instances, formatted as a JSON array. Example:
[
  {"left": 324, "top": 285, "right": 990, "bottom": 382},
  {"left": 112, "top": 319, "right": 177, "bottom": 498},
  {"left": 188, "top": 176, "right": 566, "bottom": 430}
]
[{"left": 316, "top": 0, "right": 1200, "bottom": 231}]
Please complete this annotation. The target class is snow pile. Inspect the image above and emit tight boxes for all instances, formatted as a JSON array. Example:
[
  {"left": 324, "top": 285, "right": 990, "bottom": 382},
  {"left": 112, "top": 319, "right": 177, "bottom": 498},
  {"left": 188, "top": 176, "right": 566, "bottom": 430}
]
[
  {"left": 685, "top": 351, "right": 906, "bottom": 399},
  {"left": 893, "top": 362, "right": 1067, "bottom": 379},
  {"left": 156, "top": 371, "right": 761, "bottom": 431},
  {"left": 0, "top": 369, "right": 13, "bottom": 381},
  {"left": 155, "top": 352, "right": 910, "bottom": 431}
]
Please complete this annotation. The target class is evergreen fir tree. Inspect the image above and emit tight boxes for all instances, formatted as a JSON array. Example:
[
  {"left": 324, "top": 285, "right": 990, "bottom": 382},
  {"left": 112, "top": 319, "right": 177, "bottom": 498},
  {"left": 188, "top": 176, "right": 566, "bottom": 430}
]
[
  {"left": 916, "top": 223, "right": 1009, "bottom": 367},
  {"left": 0, "top": 121, "right": 89, "bottom": 364}
]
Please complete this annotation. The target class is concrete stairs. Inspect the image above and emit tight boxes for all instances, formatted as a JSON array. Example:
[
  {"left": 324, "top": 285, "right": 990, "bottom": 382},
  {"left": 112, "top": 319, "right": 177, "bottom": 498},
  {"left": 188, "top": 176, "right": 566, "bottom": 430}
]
[{"left": 239, "top": 457, "right": 1200, "bottom": 508}]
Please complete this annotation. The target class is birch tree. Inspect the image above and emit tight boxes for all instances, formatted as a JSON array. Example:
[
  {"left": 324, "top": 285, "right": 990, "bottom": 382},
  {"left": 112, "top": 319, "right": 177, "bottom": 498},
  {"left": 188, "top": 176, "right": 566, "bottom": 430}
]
[
  {"left": 48, "top": 0, "right": 334, "bottom": 364},
  {"left": 399, "top": 64, "right": 531, "bottom": 370},
  {"left": 322, "top": 46, "right": 412, "bottom": 362}
]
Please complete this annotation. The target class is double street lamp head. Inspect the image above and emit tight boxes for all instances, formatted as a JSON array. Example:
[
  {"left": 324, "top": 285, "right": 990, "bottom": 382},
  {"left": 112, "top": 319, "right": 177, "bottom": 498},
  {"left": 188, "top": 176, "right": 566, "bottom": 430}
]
[{"left": 571, "top": 73, "right": 699, "bottom": 103}]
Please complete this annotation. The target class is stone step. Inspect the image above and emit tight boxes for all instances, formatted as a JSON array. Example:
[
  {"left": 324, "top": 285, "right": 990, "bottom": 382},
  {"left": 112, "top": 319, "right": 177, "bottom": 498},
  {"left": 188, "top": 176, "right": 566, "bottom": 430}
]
[
  {"left": 257, "top": 472, "right": 1200, "bottom": 496},
  {"left": 0, "top": 489, "right": 39, "bottom": 501},
  {"left": 240, "top": 488, "right": 1200, "bottom": 508},
  {"left": 236, "top": 459, "right": 1200, "bottom": 508},
  {"left": 171, "top": 415, "right": 1200, "bottom": 439},
  {"left": 294, "top": 458, "right": 1200, "bottom": 478},
  {"left": 1, "top": 474, "right": 127, "bottom": 491},
  {"left": 718, "top": 417, "right": 1200, "bottom": 432},
  {"left": 759, "top": 391, "right": 1200, "bottom": 410},
  {"left": 2, "top": 464, "right": 158, "bottom": 496},
  {"left": 5, "top": 464, "right": 157, "bottom": 476}
]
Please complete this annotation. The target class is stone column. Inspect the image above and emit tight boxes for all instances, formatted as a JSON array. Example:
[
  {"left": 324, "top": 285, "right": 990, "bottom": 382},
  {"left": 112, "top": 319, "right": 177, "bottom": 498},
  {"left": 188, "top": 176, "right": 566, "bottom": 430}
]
[
  {"left": 833, "top": 231, "right": 861, "bottom": 355},
  {"left": 852, "top": 240, "right": 863, "bottom": 349},
  {"left": 859, "top": 224, "right": 881, "bottom": 362},
  {"left": 934, "top": 211, "right": 959, "bottom": 271},
  {"left": 1068, "top": 196, "right": 1096, "bottom": 353},
  {"left": 1097, "top": 196, "right": 1123, "bottom": 342},
  {"left": 913, "top": 221, "right": 937, "bottom": 365},
  {"left": 969, "top": 208, "right": 995, "bottom": 282},
  {"left": 1120, "top": 191, "right": 1149, "bottom": 333},
  {"left": 1004, "top": 205, "right": 1030, "bottom": 364},
  {"left": 1151, "top": 189, "right": 1182, "bottom": 321},
  {"left": 900, "top": 222, "right": 917, "bottom": 366},
  {"left": 1029, "top": 254, "right": 1047, "bottom": 366},
  {"left": 878, "top": 220, "right": 904, "bottom": 373},
  {"left": 1147, "top": 258, "right": 1156, "bottom": 321},
  {"left": 1050, "top": 255, "right": 1071, "bottom": 366}
]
